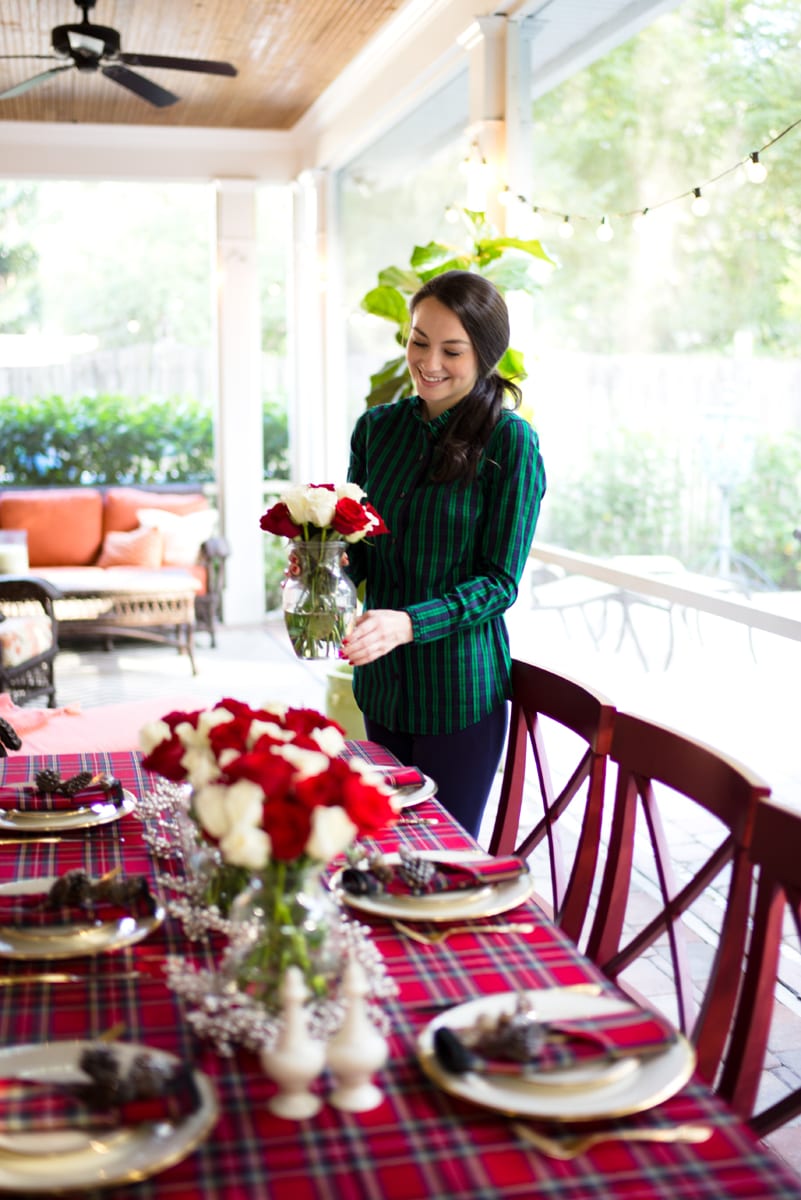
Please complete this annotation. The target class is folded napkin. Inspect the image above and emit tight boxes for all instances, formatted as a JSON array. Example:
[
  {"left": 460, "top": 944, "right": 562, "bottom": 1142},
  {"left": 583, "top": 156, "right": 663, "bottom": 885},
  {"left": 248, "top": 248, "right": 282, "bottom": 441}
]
[
  {"left": 0, "top": 771, "right": 123, "bottom": 813},
  {"left": 340, "top": 849, "right": 529, "bottom": 898},
  {"left": 380, "top": 767, "right": 425, "bottom": 789},
  {"left": 435, "top": 1005, "right": 677, "bottom": 1078},
  {"left": 0, "top": 871, "right": 157, "bottom": 928},
  {"left": 0, "top": 1047, "right": 200, "bottom": 1133}
]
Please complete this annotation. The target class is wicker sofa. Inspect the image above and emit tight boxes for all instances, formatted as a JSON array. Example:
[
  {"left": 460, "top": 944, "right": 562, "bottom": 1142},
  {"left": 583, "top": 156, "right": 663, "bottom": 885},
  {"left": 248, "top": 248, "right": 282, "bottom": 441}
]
[{"left": 0, "top": 485, "right": 230, "bottom": 653}]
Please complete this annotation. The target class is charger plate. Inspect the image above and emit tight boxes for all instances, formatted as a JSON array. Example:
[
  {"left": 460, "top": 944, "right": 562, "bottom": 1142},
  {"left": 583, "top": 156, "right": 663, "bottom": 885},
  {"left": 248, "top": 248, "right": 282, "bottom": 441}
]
[
  {"left": 330, "top": 849, "right": 535, "bottom": 923},
  {"left": 0, "top": 878, "right": 164, "bottom": 960},
  {"left": 0, "top": 789, "right": 136, "bottom": 834},
  {"left": 0, "top": 1040, "right": 218, "bottom": 1193},
  {"left": 417, "top": 988, "right": 695, "bottom": 1122}
]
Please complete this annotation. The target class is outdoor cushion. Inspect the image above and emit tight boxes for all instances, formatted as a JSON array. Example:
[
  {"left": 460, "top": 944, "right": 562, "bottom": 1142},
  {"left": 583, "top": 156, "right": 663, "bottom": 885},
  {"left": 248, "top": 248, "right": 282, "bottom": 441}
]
[
  {"left": 0, "top": 615, "right": 54, "bottom": 667},
  {"left": 0, "top": 489, "right": 103, "bottom": 567},
  {"left": 103, "top": 487, "right": 209, "bottom": 535},
  {"left": 97, "top": 525, "right": 164, "bottom": 568},
  {"left": 136, "top": 508, "right": 217, "bottom": 566}
]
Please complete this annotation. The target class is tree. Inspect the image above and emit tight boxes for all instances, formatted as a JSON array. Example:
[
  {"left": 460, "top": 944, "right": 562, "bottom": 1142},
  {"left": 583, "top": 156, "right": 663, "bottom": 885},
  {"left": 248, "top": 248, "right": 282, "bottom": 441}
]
[{"left": 0, "top": 184, "right": 40, "bottom": 333}]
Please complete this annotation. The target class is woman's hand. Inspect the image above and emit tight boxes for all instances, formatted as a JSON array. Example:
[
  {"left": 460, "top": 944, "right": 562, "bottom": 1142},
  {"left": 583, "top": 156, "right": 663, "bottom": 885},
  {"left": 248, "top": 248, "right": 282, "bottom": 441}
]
[{"left": 344, "top": 609, "right": 413, "bottom": 665}]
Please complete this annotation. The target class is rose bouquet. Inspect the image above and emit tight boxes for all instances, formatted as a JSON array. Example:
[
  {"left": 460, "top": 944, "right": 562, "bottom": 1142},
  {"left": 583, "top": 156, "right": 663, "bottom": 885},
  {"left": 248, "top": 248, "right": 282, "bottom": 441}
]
[
  {"left": 140, "top": 698, "right": 396, "bottom": 1006},
  {"left": 260, "top": 483, "right": 388, "bottom": 659}
]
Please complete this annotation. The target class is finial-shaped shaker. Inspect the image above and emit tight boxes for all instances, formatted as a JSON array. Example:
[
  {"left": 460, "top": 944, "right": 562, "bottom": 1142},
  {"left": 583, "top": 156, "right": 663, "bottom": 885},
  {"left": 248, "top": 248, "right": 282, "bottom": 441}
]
[
  {"left": 327, "top": 955, "right": 388, "bottom": 1111},
  {"left": 260, "top": 965, "right": 326, "bottom": 1119}
]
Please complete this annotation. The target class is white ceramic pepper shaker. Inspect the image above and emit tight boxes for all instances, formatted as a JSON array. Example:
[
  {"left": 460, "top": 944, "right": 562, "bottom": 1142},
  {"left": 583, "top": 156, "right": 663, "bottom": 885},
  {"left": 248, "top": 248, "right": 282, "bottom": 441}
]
[
  {"left": 327, "top": 955, "right": 388, "bottom": 1111},
  {"left": 260, "top": 965, "right": 326, "bottom": 1119}
]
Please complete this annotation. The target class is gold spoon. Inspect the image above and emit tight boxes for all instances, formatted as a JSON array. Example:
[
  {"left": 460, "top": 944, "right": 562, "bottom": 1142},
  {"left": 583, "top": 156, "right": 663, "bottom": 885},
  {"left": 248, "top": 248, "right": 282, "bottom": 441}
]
[{"left": 393, "top": 919, "right": 536, "bottom": 945}]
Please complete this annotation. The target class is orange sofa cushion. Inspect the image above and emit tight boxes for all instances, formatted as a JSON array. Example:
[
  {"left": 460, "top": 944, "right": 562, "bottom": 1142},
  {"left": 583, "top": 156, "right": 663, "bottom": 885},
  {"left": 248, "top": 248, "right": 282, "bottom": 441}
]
[
  {"left": 97, "top": 525, "right": 164, "bottom": 568},
  {"left": 0, "top": 489, "right": 103, "bottom": 567},
  {"left": 103, "top": 487, "right": 209, "bottom": 535}
]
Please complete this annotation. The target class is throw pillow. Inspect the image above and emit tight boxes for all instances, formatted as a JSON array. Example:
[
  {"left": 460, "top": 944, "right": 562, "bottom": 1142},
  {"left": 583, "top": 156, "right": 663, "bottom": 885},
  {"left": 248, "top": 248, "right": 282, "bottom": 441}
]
[
  {"left": 97, "top": 526, "right": 164, "bottom": 569},
  {"left": 135, "top": 508, "right": 218, "bottom": 567}
]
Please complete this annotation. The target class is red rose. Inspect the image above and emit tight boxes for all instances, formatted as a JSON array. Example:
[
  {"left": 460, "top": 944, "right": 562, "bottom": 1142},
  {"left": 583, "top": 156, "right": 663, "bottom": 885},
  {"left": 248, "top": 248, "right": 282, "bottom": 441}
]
[
  {"left": 363, "top": 501, "right": 389, "bottom": 536},
  {"left": 342, "top": 775, "right": 396, "bottom": 835},
  {"left": 224, "top": 750, "right": 294, "bottom": 802},
  {"left": 260, "top": 501, "right": 302, "bottom": 538},
  {"left": 332, "top": 497, "right": 370, "bottom": 537},
  {"left": 283, "top": 708, "right": 345, "bottom": 739},
  {"left": 262, "top": 797, "right": 311, "bottom": 860},
  {"left": 294, "top": 761, "right": 350, "bottom": 811},
  {"left": 141, "top": 734, "right": 187, "bottom": 782}
]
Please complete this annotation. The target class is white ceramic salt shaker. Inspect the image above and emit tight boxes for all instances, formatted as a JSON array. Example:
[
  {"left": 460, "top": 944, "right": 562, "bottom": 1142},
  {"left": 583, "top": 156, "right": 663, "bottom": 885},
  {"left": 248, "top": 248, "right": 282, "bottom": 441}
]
[
  {"left": 260, "top": 965, "right": 326, "bottom": 1119},
  {"left": 327, "top": 955, "right": 388, "bottom": 1112}
]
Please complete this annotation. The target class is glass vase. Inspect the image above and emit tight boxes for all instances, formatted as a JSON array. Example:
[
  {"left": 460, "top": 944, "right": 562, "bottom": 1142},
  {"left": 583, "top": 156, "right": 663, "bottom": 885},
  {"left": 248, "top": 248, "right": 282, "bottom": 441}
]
[
  {"left": 282, "top": 539, "right": 357, "bottom": 660},
  {"left": 227, "top": 859, "right": 345, "bottom": 1012}
]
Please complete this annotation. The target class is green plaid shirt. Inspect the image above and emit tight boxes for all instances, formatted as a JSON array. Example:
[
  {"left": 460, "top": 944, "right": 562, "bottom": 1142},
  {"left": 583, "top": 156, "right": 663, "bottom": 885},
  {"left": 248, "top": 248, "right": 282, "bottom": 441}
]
[{"left": 346, "top": 396, "right": 545, "bottom": 735}]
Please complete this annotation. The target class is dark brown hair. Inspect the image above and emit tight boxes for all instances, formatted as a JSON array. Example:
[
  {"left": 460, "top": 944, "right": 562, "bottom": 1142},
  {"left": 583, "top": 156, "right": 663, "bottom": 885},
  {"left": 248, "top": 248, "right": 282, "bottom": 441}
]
[{"left": 409, "top": 270, "right": 522, "bottom": 483}]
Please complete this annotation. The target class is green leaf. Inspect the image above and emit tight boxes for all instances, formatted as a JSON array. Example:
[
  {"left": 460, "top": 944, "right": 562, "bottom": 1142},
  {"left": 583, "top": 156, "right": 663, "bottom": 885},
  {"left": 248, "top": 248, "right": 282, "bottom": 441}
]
[
  {"left": 376, "top": 266, "right": 422, "bottom": 293},
  {"left": 366, "top": 371, "right": 412, "bottom": 409},
  {"left": 368, "top": 355, "right": 407, "bottom": 389},
  {"left": 498, "top": 347, "right": 527, "bottom": 382},
  {"left": 410, "top": 241, "right": 455, "bottom": 268},
  {"left": 418, "top": 255, "right": 474, "bottom": 281},
  {"left": 360, "top": 286, "right": 408, "bottom": 326},
  {"left": 478, "top": 236, "right": 554, "bottom": 264}
]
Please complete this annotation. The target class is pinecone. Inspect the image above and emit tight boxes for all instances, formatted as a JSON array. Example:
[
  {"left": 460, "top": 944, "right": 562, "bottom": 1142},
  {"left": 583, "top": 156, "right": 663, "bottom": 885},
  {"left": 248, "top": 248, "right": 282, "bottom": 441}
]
[
  {"left": 34, "top": 768, "right": 62, "bottom": 793},
  {"left": 60, "top": 771, "right": 94, "bottom": 797},
  {"left": 47, "top": 870, "right": 93, "bottom": 909},
  {"left": 0, "top": 717, "right": 21, "bottom": 751},
  {"left": 397, "top": 847, "right": 436, "bottom": 894}
]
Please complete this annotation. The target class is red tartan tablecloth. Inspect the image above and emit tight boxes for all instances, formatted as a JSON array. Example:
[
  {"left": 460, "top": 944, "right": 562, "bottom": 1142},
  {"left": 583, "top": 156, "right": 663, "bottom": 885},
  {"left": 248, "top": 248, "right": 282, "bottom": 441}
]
[{"left": 0, "top": 748, "right": 799, "bottom": 1200}]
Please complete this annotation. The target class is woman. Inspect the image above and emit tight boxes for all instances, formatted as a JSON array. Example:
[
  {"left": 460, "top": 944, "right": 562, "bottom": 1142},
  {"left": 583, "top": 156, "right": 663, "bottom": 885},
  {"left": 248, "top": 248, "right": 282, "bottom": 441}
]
[{"left": 343, "top": 270, "right": 545, "bottom": 838}]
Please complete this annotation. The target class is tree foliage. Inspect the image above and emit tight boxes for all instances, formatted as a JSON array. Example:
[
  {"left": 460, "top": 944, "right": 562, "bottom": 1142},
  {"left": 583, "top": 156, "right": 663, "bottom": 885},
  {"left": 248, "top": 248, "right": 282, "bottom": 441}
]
[{"left": 0, "top": 184, "right": 40, "bottom": 333}]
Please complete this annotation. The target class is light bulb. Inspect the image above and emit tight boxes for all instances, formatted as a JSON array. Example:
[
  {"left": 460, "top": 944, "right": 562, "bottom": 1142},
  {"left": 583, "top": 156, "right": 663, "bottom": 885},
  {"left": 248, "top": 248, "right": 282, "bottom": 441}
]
[
  {"left": 558, "top": 216, "right": 574, "bottom": 240},
  {"left": 596, "top": 216, "right": 614, "bottom": 242},
  {"left": 691, "top": 188, "right": 710, "bottom": 216},
  {"left": 745, "top": 152, "right": 767, "bottom": 184}
]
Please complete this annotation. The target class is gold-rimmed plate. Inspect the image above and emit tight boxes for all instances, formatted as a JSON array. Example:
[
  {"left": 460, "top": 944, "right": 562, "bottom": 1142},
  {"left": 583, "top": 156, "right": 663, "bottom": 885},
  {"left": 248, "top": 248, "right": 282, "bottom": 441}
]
[
  {"left": 390, "top": 774, "right": 437, "bottom": 809},
  {"left": 0, "top": 790, "right": 136, "bottom": 834},
  {"left": 417, "top": 988, "right": 695, "bottom": 1122},
  {"left": 0, "top": 1040, "right": 218, "bottom": 1193},
  {"left": 0, "top": 878, "right": 164, "bottom": 960},
  {"left": 330, "top": 849, "right": 536, "bottom": 923}
]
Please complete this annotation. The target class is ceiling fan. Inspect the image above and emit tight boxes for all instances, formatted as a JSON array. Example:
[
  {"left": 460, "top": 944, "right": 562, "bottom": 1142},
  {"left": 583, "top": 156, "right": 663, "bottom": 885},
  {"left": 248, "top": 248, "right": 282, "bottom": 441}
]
[{"left": 0, "top": 0, "right": 237, "bottom": 108}]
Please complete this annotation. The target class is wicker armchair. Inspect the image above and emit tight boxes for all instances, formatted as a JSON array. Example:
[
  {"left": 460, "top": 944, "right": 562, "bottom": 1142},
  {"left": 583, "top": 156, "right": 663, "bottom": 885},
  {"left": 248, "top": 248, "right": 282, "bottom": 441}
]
[{"left": 0, "top": 575, "right": 61, "bottom": 707}]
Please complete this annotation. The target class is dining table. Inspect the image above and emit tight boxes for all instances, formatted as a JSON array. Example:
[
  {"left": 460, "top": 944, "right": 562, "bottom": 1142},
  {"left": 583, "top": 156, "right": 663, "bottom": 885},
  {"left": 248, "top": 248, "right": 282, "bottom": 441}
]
[{"left": 0, "top": 745, "right": 799, "bottom": 1199}]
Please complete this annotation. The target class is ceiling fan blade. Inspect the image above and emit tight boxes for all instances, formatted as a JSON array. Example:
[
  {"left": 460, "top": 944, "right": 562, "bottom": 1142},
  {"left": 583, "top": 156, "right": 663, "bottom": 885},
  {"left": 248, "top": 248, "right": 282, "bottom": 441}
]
[
  {"left": 117, "top": 53, "right": 236, "bottom": 77},
  {"left": 101, "top": 63, "right": 179, "bottom": 107},
  {"left": 0, "top": 64, "right": 73, "bottom": 101}
]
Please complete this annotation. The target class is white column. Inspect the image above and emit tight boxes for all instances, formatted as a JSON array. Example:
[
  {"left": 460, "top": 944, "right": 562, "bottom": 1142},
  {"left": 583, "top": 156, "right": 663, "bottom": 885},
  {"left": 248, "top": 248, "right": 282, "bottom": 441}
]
[
  {"left": 466, "top": 15, "right": 508, "bottom": 231},
  {"left": 290, "top": 169, "right": 348, "bottom": 485},
  {"left": 214, "top": 179, "right": 265, "bottom": 625}
]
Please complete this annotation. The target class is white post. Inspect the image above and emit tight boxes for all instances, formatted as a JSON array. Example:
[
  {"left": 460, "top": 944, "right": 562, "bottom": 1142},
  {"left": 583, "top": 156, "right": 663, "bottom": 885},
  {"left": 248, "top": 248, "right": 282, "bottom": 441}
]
[{"left": 214, "top": 179, "right": 265, "bottom": 625}]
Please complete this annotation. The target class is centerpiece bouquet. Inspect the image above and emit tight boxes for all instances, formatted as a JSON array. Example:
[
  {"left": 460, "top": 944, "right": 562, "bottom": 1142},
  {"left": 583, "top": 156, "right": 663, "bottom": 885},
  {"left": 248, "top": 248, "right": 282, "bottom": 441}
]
[
  {"left": 259, "top": 483, "right": 388, "bottom": 660},
  {"left": 140, "top": 698, "right": 396, "bottom": 1010}
]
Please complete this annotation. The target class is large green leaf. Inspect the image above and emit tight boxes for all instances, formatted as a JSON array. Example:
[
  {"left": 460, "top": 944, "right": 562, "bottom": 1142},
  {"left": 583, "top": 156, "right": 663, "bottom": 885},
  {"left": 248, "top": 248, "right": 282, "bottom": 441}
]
[
  {"left": 478, "top": 236, "right": 554, "bottom": 264},
  {"left": 410, "top": 241, "right": 457, "bottom": 268},
  {"left": 366, "top": 369, "right": 411, "bottom": 408},
  {"left": 360, "top": 286, "right": 408, "bottom": 326},
  {"left": 498, "top": 347, "right": 527, "bottom": 382},
  {"left": 368, "top": 354, "right": 407, "bottom": 389},
  {"left": 377, "top": 266, "right": 422, "bottom": 293}
]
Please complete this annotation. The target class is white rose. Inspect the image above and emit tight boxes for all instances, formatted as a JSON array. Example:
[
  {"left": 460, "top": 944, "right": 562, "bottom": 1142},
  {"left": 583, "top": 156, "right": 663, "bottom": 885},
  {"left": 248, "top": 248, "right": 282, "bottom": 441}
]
[
  {"left": 198, "top": 708, "right": 235, "bottom": 736},
  {"left": 306, "top": 804, "right": 358, "bottom": 862},
  {"left": 248, "top": 719, "right": 293, "bottom": 746},
  {"left": 336, "top": 482, "right": 366, "bottom": 502},
  {"left": 310, "top": 725, "right": 346, "bottom": 757},
  {"left": 182, "top": 746, "right": 222, "bottom": 787},
  {"left": 273, "top": 743, "right": 329, "bottom": 779},
  {"left": 303, "top": 486, "right": 337, "bottom": 528},
  {"left": 225, "top": 779, "right": 265, "bottom": 828},
  {"left": 221, "top": 824, "right": 270, "bottom": 870},
  {"left": 139, "top": 719, "right": 171, "bottom": 755},
  {"left": 193, "top": 784, "right": 231, "bottom": 839}
]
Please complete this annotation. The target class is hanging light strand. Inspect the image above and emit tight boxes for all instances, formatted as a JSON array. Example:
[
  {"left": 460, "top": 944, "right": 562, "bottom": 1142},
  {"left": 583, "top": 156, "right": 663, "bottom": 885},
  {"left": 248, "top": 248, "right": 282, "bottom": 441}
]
[{"left": 453, "top": 113, "right": 801, "bottom": 234}]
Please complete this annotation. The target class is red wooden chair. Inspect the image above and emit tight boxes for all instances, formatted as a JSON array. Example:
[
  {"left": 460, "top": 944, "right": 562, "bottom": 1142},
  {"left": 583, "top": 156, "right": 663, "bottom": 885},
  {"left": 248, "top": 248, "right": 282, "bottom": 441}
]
[
  {"left": 716, "top": 799, "right": 801, "bottom": 1136},
  {"left": 584, "top": 712, "right": 771, "bottom": 1084},
  {"left": 488, "top": 659, "right": 615, "bottom": 946}
]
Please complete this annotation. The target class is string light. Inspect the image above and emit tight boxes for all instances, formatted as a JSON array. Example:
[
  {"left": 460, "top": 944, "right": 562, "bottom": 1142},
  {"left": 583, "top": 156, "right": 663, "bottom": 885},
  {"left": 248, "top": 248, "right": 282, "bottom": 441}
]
[
  {"left": 691, "top": 187, "right": 710, "bottom": 216},
  {"left": 596, "top": 215, "right": 614, "bottom": 242},
  {"left": 745, "top": 151, "right": 767, "bottom": 183},
  {"left": 449, "top": 113, "right": 801, "bottom": 243}
]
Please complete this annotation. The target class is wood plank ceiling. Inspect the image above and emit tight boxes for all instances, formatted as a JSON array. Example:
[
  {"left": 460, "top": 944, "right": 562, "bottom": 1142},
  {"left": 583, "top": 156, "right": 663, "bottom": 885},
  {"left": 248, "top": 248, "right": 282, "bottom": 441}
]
[{"left": 0, "top": 0, "right": 406, "bottom": 130}]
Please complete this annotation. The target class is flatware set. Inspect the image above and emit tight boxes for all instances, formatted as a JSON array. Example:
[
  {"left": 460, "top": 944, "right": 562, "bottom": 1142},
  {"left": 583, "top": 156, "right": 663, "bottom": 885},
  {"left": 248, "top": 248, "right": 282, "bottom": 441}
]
[
  {"left": 511, "top": 1120, "right": 713, "bottom": 1159},
  {"left": 393, "top": 919, "right": 536, "bottom": 945}
]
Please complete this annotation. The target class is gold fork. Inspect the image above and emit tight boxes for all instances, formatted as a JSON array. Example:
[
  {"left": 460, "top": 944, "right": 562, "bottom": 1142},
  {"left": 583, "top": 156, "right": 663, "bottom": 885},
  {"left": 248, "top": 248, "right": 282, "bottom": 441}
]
[
  {"left": 392, "top": 919, "right": 536, "bottom": 945},
  {"left": 512, "top": 1121, "right": 712, "bottom": 1159}
]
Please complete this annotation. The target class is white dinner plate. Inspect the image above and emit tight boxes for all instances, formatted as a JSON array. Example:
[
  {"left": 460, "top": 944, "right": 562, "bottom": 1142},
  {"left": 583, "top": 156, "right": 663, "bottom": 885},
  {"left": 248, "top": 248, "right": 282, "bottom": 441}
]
[
  {"left": 0, "top": 877, "right": 164, "bottom": 960},
  {"left": 0, "top": 1040, "right": 218, "bottom": 1193},
  {"left": 417, "top": 988, "right": 695, "bottom": 1121},
  {"left": 390, "top": 773, "right": 437, "bottom": 809},
  {"left": 330, "top": 849, "right": 536, "bottom": 923},
  {"left": 0, "top": 789, "right": 136, "bottom": 834}
]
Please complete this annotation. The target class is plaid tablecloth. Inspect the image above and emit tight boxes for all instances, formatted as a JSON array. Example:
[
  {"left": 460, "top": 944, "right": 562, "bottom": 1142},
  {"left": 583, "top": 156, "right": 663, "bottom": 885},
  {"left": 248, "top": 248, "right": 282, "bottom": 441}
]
[{"left": 0, "top": 749, "right": 799, "bottom": 1200}]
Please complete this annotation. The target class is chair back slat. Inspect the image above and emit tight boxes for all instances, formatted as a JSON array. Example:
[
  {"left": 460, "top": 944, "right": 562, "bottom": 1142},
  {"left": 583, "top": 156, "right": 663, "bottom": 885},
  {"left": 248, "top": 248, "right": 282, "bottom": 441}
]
[
  {"left": 717, "top": 800, "right": 801, "bottom": 1136},
  {"left": 584, "top": 711, "right": 770, "bottom": 1085},
  {"left": 488, "top": 659, "right": 615, "bottom": 946}
]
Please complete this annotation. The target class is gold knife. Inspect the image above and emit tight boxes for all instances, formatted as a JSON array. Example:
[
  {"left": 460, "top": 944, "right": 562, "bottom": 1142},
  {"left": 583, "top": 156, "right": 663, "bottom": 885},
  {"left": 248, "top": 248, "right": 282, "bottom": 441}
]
[
  {"left": 0, "top": 971, "right": 142, "bottom": 986},
  {"left": 0, "top": 836, "right": 64, "bottom": 845}
]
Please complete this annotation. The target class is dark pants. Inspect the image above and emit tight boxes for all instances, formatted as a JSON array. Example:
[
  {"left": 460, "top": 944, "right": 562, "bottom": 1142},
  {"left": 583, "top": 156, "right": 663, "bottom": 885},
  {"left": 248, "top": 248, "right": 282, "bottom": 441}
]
[{"left": 364, "top": 705, "right": 509, "bottom": 839}]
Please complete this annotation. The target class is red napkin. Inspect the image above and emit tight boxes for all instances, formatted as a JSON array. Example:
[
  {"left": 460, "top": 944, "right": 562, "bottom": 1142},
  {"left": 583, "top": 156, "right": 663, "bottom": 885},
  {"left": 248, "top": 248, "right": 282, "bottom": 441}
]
[
  {"left": 381, "top": 767, "right": 426, "bottom": 789},
  {"left": 0, "top": 1065, "right": 200, "bottom": 1133},
  {"left": 387, "top": 855, "right": 529, "bottom": 896}
]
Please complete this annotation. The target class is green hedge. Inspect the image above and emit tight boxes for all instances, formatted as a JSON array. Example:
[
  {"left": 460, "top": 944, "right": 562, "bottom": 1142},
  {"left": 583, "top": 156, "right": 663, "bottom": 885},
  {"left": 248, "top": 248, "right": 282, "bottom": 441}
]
[{"left": 0, "top": 393, "right": 289, "bottom": 485}]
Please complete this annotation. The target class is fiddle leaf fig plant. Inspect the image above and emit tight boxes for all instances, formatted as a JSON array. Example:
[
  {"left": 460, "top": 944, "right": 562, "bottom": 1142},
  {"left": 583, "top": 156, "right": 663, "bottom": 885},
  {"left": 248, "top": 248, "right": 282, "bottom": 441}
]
[{"left": 360, "top": 209, "right": 552, "bottom": 408}]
